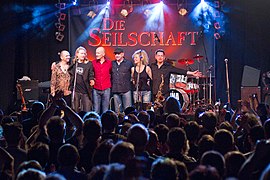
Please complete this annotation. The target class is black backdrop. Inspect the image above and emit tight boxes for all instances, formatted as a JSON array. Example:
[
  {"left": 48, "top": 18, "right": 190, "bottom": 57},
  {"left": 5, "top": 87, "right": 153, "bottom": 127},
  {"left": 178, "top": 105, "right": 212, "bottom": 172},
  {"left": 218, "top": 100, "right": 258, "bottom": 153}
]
[{"left": 1, "top": 0, "right": 270, "bottom": 113}]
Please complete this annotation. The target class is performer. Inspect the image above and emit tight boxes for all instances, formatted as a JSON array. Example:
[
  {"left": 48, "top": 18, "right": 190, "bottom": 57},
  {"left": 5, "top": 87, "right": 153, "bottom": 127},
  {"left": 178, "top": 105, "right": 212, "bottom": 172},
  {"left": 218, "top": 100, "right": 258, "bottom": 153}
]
[
  {"left": 131, "top": 49, "right": 152, "bottom": 110},
  {"left": 111, "top": 47, "right": 133, "bottom": 113},
  {"left": 50, "top": 50, "right": 71, "bottom": 106},
  {"left": 150, "top": 49, "right": 202, "bottom": 102},
  {"left": 69, "top": 46, "right": 94, "bottom": 112},
  {"left": 92, "top": 47, "right": 112, "bottom": 115}
]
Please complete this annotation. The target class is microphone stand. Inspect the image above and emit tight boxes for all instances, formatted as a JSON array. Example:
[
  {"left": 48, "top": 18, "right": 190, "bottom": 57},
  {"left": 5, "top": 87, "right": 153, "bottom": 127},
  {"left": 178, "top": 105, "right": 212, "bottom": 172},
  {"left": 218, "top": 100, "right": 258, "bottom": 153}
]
[
  {"left": 71, "top": 59, "right": 78, "bottom": 110},
  {"left": 135, "top": 50, "right": 143, "bottom": 111}
]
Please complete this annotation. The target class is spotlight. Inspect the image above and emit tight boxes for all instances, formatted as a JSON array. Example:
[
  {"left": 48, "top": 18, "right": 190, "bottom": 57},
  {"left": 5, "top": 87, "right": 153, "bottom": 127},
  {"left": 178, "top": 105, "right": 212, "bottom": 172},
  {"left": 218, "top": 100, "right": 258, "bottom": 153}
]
[
  {"left": 214, "top": 32, "right": 221, "bottom": 40},
  {"left": 214, "top": 22, "right": 220, "bottom": 29},
  {"left": 55, "top": 3, "right": 66, "bottom": 10},
  {"left": 87, "top": 10, "right": 96, "bottom": 19},
  {"left": 178, "top": 7, "right": 188, "bottom": 16},
  {"left": 120, "top": 9, "right": 129, "bottom": 17},
  {"left": 160, "top": 0, "right": 164, "bottom": 5},
  {"left": 72, "top": 0, "right": 78, "bottom": 5},
  {"left": 106, "top": 0, "right": 110, "bottom": 6},
  {"left": 55, "top": 32, "right": 64, "bottom": 42},
  {"left": 144, "top": 9, "right": 152, "bottom": 17}
]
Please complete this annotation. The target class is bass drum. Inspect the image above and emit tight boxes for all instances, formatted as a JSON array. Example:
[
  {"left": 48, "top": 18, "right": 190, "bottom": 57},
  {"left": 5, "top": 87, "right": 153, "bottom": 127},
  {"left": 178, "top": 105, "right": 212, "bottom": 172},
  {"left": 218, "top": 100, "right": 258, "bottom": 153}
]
[{"left": 169, "top": 88, "right": 190, "bottom": 111}]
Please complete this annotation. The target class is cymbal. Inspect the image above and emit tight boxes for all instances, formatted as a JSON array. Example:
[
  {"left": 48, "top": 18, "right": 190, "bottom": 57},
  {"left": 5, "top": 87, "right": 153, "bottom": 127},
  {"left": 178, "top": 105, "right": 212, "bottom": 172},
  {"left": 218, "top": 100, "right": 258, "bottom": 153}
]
[
  {"left": 178, "top": 58, "right": 194, "bottom": 65},
  {"left": 193, "top": 55, "right": 204, "bottom": 59}
]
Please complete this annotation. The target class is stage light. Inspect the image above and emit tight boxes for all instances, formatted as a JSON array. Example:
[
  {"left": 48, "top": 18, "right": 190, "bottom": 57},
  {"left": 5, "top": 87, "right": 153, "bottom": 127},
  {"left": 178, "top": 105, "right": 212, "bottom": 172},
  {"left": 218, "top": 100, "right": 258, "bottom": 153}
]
[
  {"left": 55, "top": 3, "right": 66, "bottom": 10},
  {"left": 178, "top": 7, "right": 188, "bottom": 16},
  {"left": 214, "top": 22, "right": 220, "bottom": 29},
  {"left": 120, "top": 9, "right": 129, "bottom": 17},
  {"left": 201, "top": 0, "right": 204, "bottom": 3},
  {"left": 106, "top": 0, "right": 110, "bottom": 6},
  {"left": 55, "top": 32, "right": 64, "bottom": 42},
  {"left": 160, "top": 0, "right": 164, "bottom": 5},
  {"left": 177, "top": 0, "right": 188, "bottom": 16},
  {"left": 87, "top": 10, "right": 97, "bottom": 18},
  {"left": 72, "top": 0, "right": 78, "bottom": 6},
  {"left": 144, "top": 9, "right": 152, "bottom": 17},
  {"left": 214, "top": 32, "right": 220, "bottom": 40}
]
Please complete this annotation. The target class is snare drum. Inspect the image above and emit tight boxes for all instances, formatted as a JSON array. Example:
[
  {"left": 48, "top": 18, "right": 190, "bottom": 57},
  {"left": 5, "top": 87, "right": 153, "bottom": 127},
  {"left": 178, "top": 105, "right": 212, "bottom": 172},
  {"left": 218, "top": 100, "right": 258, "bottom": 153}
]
[
  {"left": 170, "top": 74, "right": 187, "bottom": 89},
  {"left": 184, "top": 82, "right": 199, "bottom": 94}
]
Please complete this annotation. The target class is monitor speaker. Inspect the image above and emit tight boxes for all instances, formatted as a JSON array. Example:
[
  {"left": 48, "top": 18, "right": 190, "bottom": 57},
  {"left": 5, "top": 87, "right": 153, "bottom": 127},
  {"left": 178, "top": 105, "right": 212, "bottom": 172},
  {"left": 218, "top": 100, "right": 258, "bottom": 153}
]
[
  {"left": 17, "top": 80, "right": 39, "bottom": 102},
  {"left": 241, "top": 66, "right": 260, "bottom": 87}
]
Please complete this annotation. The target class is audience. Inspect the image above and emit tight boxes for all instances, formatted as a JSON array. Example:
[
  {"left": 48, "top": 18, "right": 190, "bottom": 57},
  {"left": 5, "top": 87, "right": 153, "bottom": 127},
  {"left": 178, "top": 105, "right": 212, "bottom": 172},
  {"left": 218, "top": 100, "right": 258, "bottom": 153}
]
[{"left": 1, "top": 91, "right": 270, "bottom": 180}]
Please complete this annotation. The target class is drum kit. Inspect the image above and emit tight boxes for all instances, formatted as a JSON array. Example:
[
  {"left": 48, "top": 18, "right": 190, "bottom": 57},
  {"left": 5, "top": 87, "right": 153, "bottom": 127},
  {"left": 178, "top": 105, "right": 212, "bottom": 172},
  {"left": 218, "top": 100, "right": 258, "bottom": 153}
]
[{"left": 169, "top": 54, "right": 212, "bottom": 112}]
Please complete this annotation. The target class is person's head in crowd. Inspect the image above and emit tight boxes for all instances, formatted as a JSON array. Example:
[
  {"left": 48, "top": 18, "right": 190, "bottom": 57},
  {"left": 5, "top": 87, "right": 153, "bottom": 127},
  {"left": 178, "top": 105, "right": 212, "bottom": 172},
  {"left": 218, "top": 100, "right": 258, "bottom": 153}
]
[
  {"left": 16, "top": 160, "right": 42, "bottom": 179},
  {"left": 1, "top": 116, "right": 15, "bottom": 126},
  {"left": 16, "top": 168, "right": 46, "bottom": 180},
  {"left": 127, "top": 124, "right": 149, "bottom": 154},
  {"left": 164, "top": 96, "right": 182, "bottom": 115},
  {"left": 124, "top": 106, "right": 137, "bottom": 116},
  {"left": 88, "top": 165, "right": 109, "bottom": 180},
  {"left": 3, "top": 121, "right": 23, "bottom": 146},
  {"left": 125, "top": 156, "right": 147, "bottom": 179},
  {"left": 264, "top": 118, "right": 270, "bottom": 139},
  {"left": 214, "top": 129, "right": 235, "bottom": 155},
  {"left": 200, "top": 150, "right": 225, "bottom": 178},
  {"left": 260, "top": 163, "right": 270, "bottom": 180},
  {"left": 199, "top": 112, "right": 218, "bottom": 136},
  {"left": 103, "top": 163, "right": 125, "bottom": 180},
  {"left": 166, "top": 113, "right": 180, "bottom": 129},
  {"left": 92, "top": 139, "right": 114, "bottom": 166},
  {"left": 109, "top": 141, "right": 135, "bottom": 164},
  {"left": 83, "top": 111, "right": 100, "bottom": 122},
  {"left": 242, "top": 112, "right": 261, "bottom": 128},
  {"left": 126, "top": 114, "right": 139, "bottom": 124},
  {"left": 83, "top": 119, "right": 101, "bottom": 143},
  {"left": 174, "top": 160, "right": 188, "bottom": 180},
  {"left": 46, "top": 116, "right": 66, "bottom": 143},
  {"left": 31, "top": 101, "right": 45, "bottom": 118},
  {"left": 198, "top": 135, "right": 215, "bottom": 160},
  {"left": 27, "top": 142, "right": 49, "bottom": 168},
  {"left": 137, "top": 111, "right": 150, "bottom": 128},
  {"left": 45, "top": 173, "right": 66, "bottom": 180},
  {"left": 154, "top": 124, "right": 169, "bottom": 155},
  {"left": 119, "top": 122, "right": 132, "bottom": 137},
  {"left": 146, "top": 129, "right": 160, "bottom": 156},
  {"left": 101, "top": 110, "right": 119, "bottom": 133},
  {"left": 189, "top": 165, "right": 220, "bottom": 180},
  {"left": 166, "top": 127, "right": 188, "bottom": 154},
  {"left": 57, "top": 144, "right": 79, "bottom": 168},
  {"left": 184, "top": 121, "right": 200, "bottom": 143},
  {"left": 248, "top": 125, "right": 265, "bottom": 149},
  {"left": 146, "top": 110, "right": 156, "bottom": 128},
  {"left": 117, "top": 112, "right": 125, "bottom": 125},
  {"left": 219, "top": 121, "right": 234, "bottom": 134},
  {"left": 194, "top": 107, "right": 205, "bottom": 125},
  {"left": 151, "top": 157, "right": 178, "bottom": 180},
  {"left": 224, "top": 151, "right": 246, "bottom": 178}
]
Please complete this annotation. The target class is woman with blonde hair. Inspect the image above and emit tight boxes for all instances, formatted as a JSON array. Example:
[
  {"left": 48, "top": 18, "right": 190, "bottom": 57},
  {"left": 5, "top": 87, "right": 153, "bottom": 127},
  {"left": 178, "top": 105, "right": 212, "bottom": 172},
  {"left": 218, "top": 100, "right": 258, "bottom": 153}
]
[{"left": 131, "top": 49, "right": 152, "bottom": 110}]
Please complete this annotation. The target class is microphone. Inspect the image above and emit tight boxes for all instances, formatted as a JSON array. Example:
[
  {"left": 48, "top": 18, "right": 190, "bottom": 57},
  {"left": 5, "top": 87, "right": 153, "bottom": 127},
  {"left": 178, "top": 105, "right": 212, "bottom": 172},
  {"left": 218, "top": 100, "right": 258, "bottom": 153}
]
[
  {"left": 224, "top": 58, "right": 228, "bottom": 63},
  {"left": 208, "top": 65, "right": 213, "bottom": 70},
  {"left": 154, "top": 33, "right": 160, "bottom": 43}
]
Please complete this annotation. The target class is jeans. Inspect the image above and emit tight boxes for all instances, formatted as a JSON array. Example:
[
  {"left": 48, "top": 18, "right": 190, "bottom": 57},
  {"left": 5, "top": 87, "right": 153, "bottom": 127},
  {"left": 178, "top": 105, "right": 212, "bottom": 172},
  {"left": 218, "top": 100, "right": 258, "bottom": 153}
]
[
  {"left": 93, "top": 88, "right": 111, "bottom": 115},
  {"left": 133, "top": 91, "right": 151, "bottom": 103},
  {"left": 72, "top": 92, "right": 92, "bottom": 112},
  {"left": 113, "top": 91, "right": 132, "bottom": 113}
]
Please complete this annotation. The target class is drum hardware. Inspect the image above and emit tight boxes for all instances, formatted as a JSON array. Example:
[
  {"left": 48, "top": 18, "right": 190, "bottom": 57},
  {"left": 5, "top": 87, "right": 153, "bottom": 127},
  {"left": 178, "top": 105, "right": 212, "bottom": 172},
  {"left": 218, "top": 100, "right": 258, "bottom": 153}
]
[
  {"left": 193, "top": 54, "right": 204, "bottom": 60},
  {"left": 178, "top": 58, "right": 194, "bottom": 65}
]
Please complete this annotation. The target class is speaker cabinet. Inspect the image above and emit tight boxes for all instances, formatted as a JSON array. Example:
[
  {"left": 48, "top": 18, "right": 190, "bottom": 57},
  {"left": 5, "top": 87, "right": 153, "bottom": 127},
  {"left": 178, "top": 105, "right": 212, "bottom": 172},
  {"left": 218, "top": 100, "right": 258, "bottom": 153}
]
[
  {"left": 241, "top": 86, "right": 261, "bottom": 102},
  {"left": 17, "top": 80, "right": 39, "bottom": 102},
  {"left": 241, "top": 66, "right": 261, "bottom": 87}
]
